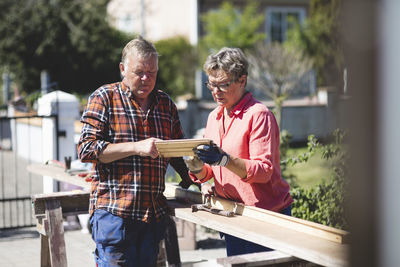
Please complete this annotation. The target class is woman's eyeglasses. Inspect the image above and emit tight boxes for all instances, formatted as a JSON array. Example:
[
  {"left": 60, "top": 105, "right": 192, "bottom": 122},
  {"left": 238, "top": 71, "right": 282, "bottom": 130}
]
[{"left": 205, "top": 80, "right": 235, "bottom": 92}]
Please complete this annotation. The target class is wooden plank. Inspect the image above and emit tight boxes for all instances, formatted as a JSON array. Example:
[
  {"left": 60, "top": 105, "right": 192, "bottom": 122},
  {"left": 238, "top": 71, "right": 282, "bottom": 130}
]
[
  {"left": 45, "top": 200, "right": 68, "bottom": 267},
  {"left": 156, "top": 138, "right": 212, "bottom": 157},
  {"left": 164, "top": 184, "right": 349, "bottom": 244},
  {"left": 209, "top": 196, "right": 348, "bottom": 244},
  {"left": 170, "top": 203, "right": 348, "bottom": 267},
  {"left": 164, "top": 185, "right": 349, "bottom": 266},
  {"left": 32, "top": 190, "right": 90, "bottom": 216},
  {"left": 155, "top": 138, "right": 213, "bottom": 148},
  {"left": 40, "top": 234, "right": 51, "bottom": 267},
  {"left": 158, "top": 151, "right": 197, "bottom": 157},
  {"left": 27, "top": 163, "right": 90, "bottom": 189}
]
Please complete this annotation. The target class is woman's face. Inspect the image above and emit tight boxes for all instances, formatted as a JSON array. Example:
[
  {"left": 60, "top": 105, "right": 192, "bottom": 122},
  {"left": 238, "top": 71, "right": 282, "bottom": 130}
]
[{"left": 207, "top": 69, "right": 246, "bottom": 112}]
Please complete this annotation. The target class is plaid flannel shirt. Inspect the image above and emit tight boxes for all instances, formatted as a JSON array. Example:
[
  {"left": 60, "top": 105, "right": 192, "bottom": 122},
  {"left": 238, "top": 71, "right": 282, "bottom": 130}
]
[{"left": 77, "top": 82, "right": 184, "bottom": 222}]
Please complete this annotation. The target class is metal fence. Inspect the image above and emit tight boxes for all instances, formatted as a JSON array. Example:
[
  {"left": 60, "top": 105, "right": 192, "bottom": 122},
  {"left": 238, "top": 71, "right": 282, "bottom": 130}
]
[{"left": 0, "top": 114, "right": 58, "bottom": 229}]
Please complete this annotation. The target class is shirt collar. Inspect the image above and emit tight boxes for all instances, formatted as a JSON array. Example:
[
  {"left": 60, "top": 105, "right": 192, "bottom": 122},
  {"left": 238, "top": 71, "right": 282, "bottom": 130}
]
[
  {"left": 216, "top": 91, "right": 252, "bottom": 120},
  {"left": 120, "top": 81, "right": 132, "bottom": 97}
]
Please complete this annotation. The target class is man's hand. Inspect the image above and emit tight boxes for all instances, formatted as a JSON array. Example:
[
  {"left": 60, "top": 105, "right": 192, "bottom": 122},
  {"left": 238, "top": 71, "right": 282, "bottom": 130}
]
[
  {"left": 134, "top": 137, "right": 161, "bottom": 159},
  {"left": 183, "top": 155, "right": 204, "bottom": 174},
  {"left": 195, "top": 144, "right": 230, "bottom": 167}
]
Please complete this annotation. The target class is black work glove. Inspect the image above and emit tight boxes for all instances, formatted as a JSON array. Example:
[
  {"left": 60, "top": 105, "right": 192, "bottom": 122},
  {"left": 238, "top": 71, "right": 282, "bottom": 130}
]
[
  {"left": 195, "top": 144, "right": 230, "bottom": 167},
  {"left": 178, "top": 179, "right": 192, "bottom": 189},
  {"left": 169, "top": 157, "right": 198, "bottom": 189}
]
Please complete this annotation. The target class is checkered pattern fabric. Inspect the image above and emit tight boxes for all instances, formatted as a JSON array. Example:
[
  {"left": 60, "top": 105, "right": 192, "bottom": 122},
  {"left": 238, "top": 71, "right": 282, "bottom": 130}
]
[{"left": 78, "top": 82, "right": 184, "bottom": 222}]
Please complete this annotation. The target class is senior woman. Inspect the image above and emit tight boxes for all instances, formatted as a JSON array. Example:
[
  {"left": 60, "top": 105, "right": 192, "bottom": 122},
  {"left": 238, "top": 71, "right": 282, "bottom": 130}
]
[{"left": 185, "top": 47, "right": 293, "bottom": 256}]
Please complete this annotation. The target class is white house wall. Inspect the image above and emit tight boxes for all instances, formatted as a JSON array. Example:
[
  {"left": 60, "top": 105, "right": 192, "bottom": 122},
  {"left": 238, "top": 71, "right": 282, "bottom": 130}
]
[{"left": 107, "top": 0, "right": 197, "bottom": 42}]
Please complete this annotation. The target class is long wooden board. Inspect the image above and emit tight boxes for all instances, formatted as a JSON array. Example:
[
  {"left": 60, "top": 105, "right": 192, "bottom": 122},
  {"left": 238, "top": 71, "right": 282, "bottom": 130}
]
[
  {"left": 32, "top": 190, "right": 90, "bottom": 217},
  {"left": 27, "top": 163, "right": 90, "bottom": 189},
  {"left": 28, "top": 164, "right": 349, "bottom": 266},
  {"left": 164, "top": 184, "right": 349, "bottom": 244},
  {"left": 29, "top": 164, "right": 348, "bottom": 244},
  {"left": 155, "top": 138, "right": 212, "bottom": 157},
  {"left": 170, "top": 203, "right": 348, "bottom": 267}
]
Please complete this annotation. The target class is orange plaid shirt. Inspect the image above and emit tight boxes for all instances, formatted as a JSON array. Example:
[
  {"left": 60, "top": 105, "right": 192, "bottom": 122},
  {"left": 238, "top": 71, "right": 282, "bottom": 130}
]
[{"left": 78, "top": 82, "right": 184, "bottom": 222}]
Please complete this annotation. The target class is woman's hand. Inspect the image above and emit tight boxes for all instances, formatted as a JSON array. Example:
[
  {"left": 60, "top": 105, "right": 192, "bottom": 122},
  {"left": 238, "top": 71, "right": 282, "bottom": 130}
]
[
  {"left": 183, "top": 155, "right": 204, "bottom": 173},
  {"left": 195, "top": 144, "right": 229, "bottom": 167}
]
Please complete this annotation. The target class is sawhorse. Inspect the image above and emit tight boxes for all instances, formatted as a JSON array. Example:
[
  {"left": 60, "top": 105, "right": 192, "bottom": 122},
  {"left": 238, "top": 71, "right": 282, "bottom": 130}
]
[
  {"left": 31, "top": 190, "right": 181, "bottom": 267},
  {"left": 32, "top": 191, "right": 89, "bottom": 267}
]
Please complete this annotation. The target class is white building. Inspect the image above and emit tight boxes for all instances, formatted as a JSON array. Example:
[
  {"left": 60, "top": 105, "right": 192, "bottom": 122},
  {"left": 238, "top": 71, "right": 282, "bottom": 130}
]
[
  {"left": 107, "top": 0, "right": 199, "bottom": 44},
  {"left": 107, "top": 0, "right": 309, "bottom": 44}
]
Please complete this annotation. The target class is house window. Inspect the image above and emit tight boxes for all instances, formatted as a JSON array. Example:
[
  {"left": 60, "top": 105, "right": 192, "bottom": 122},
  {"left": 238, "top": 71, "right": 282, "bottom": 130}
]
[{"left": 266, "top": 7, "right": 306, "bottom": 42}]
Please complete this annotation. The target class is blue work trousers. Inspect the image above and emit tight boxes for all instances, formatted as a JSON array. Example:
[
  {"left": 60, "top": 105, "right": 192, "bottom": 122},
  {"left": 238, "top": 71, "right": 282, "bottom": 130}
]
[
  {"left": 90, "top": 209, "right": 167, "bottom": 267},
  {"left": 222, "top": 205, "right": 292, "bottom": 256}
]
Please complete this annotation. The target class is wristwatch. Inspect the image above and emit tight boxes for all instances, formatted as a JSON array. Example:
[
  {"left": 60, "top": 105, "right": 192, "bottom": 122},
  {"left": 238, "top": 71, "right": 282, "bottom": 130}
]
[{"left": 218, "top": 153, "right": 230, "bottom": 167}]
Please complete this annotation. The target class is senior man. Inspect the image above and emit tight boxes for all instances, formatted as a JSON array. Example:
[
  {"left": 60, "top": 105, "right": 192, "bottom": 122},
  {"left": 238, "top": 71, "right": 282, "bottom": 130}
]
[{"left": 78, "top": 36, "right": 192, "bottom": 267}]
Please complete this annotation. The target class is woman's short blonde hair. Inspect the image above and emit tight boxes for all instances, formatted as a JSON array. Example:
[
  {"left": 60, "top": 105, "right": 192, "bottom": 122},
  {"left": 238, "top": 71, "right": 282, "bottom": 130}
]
[{"left": 203, "top": 47, "right": 248, "bottom": 81}]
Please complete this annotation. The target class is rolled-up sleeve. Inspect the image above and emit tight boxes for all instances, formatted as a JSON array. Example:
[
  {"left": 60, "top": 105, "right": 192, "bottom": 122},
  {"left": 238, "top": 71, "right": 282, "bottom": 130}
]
[
  {"left": 242, "top": 110, "right": 280, "bottom": 184},
  {"left": 77, "top": 93, "right": 110, "bottom": 163}
]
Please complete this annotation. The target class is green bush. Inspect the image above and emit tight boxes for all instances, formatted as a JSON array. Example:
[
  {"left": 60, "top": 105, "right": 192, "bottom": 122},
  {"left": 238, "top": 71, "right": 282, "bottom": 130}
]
[
  {"left": 154, "top": 37, "right": 196, "bottom": 99},
  {"left": 287, "top": 129, "right": 348, "bottom": 230}
]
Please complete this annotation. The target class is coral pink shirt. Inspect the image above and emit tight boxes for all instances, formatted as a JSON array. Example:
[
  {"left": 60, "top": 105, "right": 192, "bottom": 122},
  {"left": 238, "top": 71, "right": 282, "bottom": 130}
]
[{"left": 192, "top": 92, "right": 292, "bottom": 212}]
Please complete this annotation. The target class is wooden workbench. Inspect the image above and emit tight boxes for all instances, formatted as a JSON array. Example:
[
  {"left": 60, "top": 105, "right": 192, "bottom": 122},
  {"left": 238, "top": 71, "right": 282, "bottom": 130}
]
[{"left": 28, "top": 163, "right": 349, "bottom": 267}]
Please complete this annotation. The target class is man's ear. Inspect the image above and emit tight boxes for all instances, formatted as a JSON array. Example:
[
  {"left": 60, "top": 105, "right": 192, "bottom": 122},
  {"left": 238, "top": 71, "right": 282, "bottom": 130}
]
[{"left": 119, "top": 62, "right": 125, "bottom": 77}]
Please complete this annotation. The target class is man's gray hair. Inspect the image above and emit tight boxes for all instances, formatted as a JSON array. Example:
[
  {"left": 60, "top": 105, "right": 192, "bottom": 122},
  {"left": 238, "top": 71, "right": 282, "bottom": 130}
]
[
  {"left": 203, "top": 47, "right": 249, "bottom": 81},
  {"left": 121, "top": 35, "right": 158, "bottom": 65}
]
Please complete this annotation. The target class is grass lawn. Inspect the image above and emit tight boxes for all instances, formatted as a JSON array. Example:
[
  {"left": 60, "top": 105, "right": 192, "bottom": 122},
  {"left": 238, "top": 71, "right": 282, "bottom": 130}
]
[
  {"left": 285, "top": 146, "right": 334, "bottom": 189},
  {"left": 167, "top": 146, "right": 335, "bottom": 190}
]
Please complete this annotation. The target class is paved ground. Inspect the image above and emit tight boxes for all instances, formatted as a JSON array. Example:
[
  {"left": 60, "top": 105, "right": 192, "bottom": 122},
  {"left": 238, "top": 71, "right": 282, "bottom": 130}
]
[{"left": 0, "top": 225, "right": 226, "bottom": 267}]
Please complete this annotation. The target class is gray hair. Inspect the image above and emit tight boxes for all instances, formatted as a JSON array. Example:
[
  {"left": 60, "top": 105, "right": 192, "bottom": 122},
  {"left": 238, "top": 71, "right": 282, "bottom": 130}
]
[
  {"left": 121, "top": 35, "right": 158, "bottom": 65},
  {"left": 203, "top": 47, "right": 249, "bottom": 81}
]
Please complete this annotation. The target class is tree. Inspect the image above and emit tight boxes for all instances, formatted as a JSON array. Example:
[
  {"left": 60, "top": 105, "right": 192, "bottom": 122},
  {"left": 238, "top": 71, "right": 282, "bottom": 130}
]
[
  {"left": 155, "top": 37, "right": 196, "bottom": 99},
  {"left": 199, "top": 1, "right": 265, "bottom": 62},
  {"left": 0, "top": 0, "right": 131, "bottom": 96},
  {"left": 247, "top": 42, "right": 313, "bottom": 127},
  {"left": 285, "top": 0, "right": 343, "bottom": 88}
]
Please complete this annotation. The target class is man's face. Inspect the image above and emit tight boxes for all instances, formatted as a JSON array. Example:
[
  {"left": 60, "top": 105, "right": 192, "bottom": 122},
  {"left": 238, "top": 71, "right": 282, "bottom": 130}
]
[{"left": 120, "top": 52, "right": 158, "bottom": 101}]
